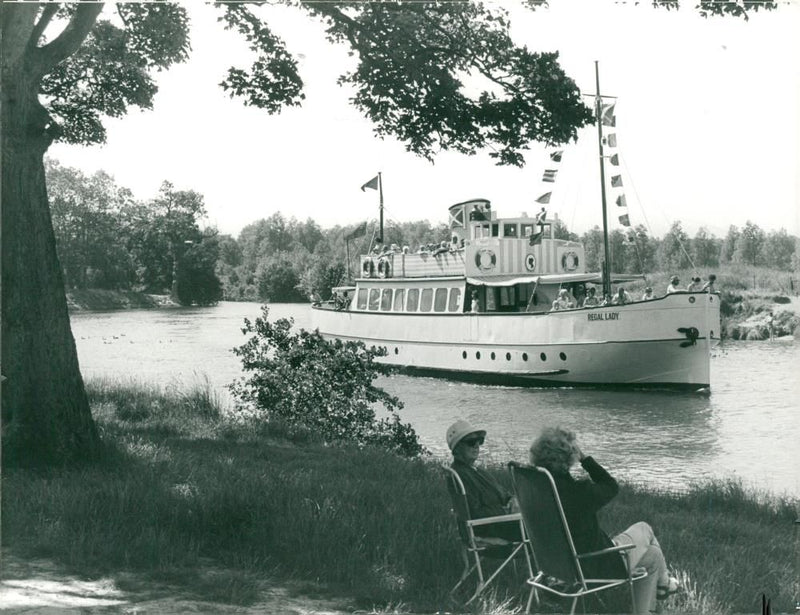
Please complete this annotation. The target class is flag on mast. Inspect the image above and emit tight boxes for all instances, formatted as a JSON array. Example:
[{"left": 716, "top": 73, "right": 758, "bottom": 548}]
[
  {"left": 542, "top": 169, "right": 558, "bottom": 183},
  {"left": 619, "top": 214, "right": 631, "bottom": 227},
  {"left": 361, "top": 175, "right": 380, "bottom": 192},
  {"left": 611, "top": 175, "right": 624, "bottom": 188},
  {"left": 345, "top": 221, "right": 368, "bottom": 240},
  {"left": 535, "top": 192, "right": 552, "bottom": 204},
  {"left": 606, "top": 134, "right": 617, "bottom": 148},
  {"left": 609, "top": 154, "right": 619, "bottom": 166},
  {"left": 601, "top": 102, "right": 616, "bottom": 127},
  {"left": 616, "top": 195, "right": 627, "bottom": 208},
  {"left": 549, "top": 150, "right": 563, "bottom": 162}
]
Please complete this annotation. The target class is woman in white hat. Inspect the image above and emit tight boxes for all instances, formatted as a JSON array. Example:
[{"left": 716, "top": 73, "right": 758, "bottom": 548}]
[{"left": 447, "top": 419, "right": 519, "bottom": 540}]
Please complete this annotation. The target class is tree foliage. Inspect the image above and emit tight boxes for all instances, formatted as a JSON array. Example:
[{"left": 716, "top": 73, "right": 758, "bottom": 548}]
[{"left": 230, "top": 308, "right": 424, "bottom": 457}]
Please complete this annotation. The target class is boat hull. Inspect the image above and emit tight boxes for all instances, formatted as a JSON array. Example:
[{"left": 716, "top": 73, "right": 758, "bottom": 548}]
[{"left": 311, "top": 293, "right": 720, "bottom": 390}]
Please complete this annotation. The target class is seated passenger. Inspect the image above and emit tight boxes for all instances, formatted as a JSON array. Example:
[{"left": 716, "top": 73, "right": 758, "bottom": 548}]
[
  {"left": 686, "top": 276, "right": 703, "bottom": 292},
  {"left": 641, "top": 286, "right": 654, "bottom": 301},
  {"left": 433, "top": 241, "right": 449, "bottom": 256},
  {"left": 702, "top": 273, "right": 717, "bottom": 293},
  {"left": 666, "top": 275, "right": 681, "bottom": 294},
  {"left": 583, "top": 286, "right": 599, "bottom": 307},
  {"left": 599, "top": 293, "right": 612, "bottom": 307},
  {"left": 529, "top": 427, "right": 681, "bottom": 615},
  {"left": 447, "top": 420, "right": 521, "bottom": 541},
  {"left": 551, "top": 289, "right": 574, "bottom": 311},
  {"left": 612, "top": 287, "right": 631, "bottom": 305}
]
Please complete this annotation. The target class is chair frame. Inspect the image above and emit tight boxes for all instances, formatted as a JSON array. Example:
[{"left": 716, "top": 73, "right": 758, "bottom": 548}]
[
  {"left": 508, "top": 462, "right": 648, "bottom": 615},
  {"left": 444, "top": 466, "right": 534, "bottom": 605}
]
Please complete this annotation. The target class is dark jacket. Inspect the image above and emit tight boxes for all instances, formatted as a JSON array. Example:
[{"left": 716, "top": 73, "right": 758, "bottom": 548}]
[
  {"left": 550, "top": 456, "right": 626, "bottom": 578},
  {"left": 451, "top": 459, "right": 520, "bottom": 541}
]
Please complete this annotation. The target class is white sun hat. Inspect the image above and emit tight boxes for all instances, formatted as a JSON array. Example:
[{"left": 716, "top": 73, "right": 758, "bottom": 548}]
[{"left": 446, "top": 419, "right": 486, "bottom": 451}]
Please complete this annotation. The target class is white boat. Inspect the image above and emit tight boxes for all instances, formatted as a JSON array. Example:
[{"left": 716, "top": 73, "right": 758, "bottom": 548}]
[{"left": 312, "top": 67, "right": 721, "bottom": 391}]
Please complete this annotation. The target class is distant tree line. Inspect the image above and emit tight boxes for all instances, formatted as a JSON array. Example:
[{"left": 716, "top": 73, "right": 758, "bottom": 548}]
[{"left": 48, "top": 160, "right": 798, "bottom": 304}]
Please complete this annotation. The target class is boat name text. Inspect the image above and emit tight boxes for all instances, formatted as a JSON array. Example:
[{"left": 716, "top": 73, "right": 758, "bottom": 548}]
[{"left": 587, "top": 312, "right": 620, "bottom": 322}]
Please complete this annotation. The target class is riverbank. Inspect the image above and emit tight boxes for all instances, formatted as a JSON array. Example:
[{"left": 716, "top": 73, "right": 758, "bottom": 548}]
[
  {"left": 67, "top": 289, "right": 177, "bottom": 312},
  {"left": 2, "top": 380, "right": 796, "bottom": 614}
]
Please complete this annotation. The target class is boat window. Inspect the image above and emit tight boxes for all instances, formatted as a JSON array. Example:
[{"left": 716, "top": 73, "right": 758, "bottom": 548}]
[
  {"left": 406, "top": 288, "right": 419, "bottom": 312},
  {"left": 500, "top": 286, "right": 516, "bottom": 307},
  {"left": 368, "top": 288, "right": 380, "bottom": 311},
  {"left": 521, "top": 224, "right": 535, "bottom": 237},
  {"left": 485, "top": 287, "right": 498, "bottom": 311},
  {"left": 357, "top": 288, "right": 368, "bottom": 310},
  {"left": 420, "top": 288, "right": 433, "bottom": 312},
  {"left": 473, "top": 224, "right": 490, "bottom": 239},
  {"left": 503, "top": 223, "right": 518, "bottom": 238},
  {"left": 448, "top": 288, "right": 462, "bottom": 312},
  {"left": 434, "top": 288, "right": 448, "bottom": 312},
  {"left": 491, "top": 223, "right": 499, "bottom": 237},
  {"left": 380, "top": 289, "right": 393, "bottom": 311},
  {"left": 393, "top": 288, "right": 405, "bottom": 312}
]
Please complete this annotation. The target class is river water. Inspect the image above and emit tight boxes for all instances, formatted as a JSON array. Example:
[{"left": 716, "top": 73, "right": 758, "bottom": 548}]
[{"left": 71, "top": 302, "right": 799, "bottom": 497}]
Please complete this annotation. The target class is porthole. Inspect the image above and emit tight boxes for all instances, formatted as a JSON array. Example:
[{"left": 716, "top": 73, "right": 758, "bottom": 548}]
[
  {"left": 559, "top": 352, "right": 567, "bottom": 361},
  {"left": 490, "top": 352, "right": 496, "bottom": 360},
  {"left": 476, "top": 351, "right": 481, "bottom": 360},
  {"left": 462, "top": 350, "right": 467, "bottom": 359},
  {"left": 710, "top": 330, "right": 715, "bottom": 338},
  {"left": 505, "top": 352, "right": 511, "bottom": 361},
  {"left": 522, "top": 353, "right": 528, "bottom": 361},
  {"left": 540, "top": 353, "right": 547, "bottom": 361},
  {"left": 689, "top": 296, "right": 696, "bottom": 303},
  {"left": 394, "top": 347, "right": 399, "bottom": 354},
  {"left": 709, "top": 296, "right": 714, "bottom": 303}
]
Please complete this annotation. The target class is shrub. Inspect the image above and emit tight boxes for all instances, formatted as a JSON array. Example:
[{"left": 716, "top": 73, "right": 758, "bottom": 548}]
[{"left": 229, "top": 307, "right": 424, "bottom": 457}]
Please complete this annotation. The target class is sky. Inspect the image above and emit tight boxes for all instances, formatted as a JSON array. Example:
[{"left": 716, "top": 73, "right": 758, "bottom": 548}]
[{"left": 49, "top": 0, "right": 800, "bottom": 240}]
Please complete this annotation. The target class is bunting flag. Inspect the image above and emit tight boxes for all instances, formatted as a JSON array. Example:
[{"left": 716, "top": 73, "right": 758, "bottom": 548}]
[
  {"left": 449, "top": 207, "right": 465, "bottom": 228},
  {"left": 345, "top": 221, "right": 367, "bottom": 240},
  {"left": 616, "top": 194, "right": 627, "bottom": 208},
  {"left": 610, "top": 154, "right": 619, "bottom": 166},
  {"left": 542, "top": 169, "right": 558, "bottom": 183},
  {"left": 601, "top": 102, "right": 616, "bottom": 127},
  {"left": 360, "top": 175, "right": 379, "bottom": 192},
  {"left": 607, "top": 134, "right": 617, "bottom": 148},
  {"left": 535, "top": 192, "right": 552, "bottom": 204},
  {"left": 619, "top": 214, "right": 631, "bottom": 227},
  {"left": 529, "top": 230, "right": 543, "bottom": 246},
  {"left": 611, "top": 175, "right": 624, "bottom": 188},
  {"left": 549, "top": 150, "right": 563, "bottom": 163}
]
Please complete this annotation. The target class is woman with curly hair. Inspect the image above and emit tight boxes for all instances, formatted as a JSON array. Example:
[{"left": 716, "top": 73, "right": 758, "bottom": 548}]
[{"left": 529, "top": 427, "right": 679, "bottom": 614}]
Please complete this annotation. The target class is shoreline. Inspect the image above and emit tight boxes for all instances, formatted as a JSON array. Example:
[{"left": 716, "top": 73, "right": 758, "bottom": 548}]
[{"left": 67, "top": 289, "right": 179, "bottom": 312}]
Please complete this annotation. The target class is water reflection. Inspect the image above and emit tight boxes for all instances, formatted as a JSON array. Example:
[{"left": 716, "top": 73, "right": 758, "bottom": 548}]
[{"left": 71, "top": 302, "right": 799, "bottom": 496}]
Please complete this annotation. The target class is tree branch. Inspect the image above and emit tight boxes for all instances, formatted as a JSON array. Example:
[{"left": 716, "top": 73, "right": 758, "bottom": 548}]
[
  {"left": 32, "top": 3, "right": 104, "bottom": 76},
  {"left": 0, "top": 3, "right": 39, "bottom": 70},
  {"left": 28, "top": 3, "right": 59, "bottom": 52}
]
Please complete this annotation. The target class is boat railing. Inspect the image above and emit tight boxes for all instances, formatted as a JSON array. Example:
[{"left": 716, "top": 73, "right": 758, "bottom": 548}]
[{"left": 360, "top": 250, "right": 466, "bottom": 279}]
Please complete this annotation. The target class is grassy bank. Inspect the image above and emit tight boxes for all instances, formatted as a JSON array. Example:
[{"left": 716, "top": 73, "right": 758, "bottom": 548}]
[
  {"left": 66, "top": 289, "right": 177, "bottom": 312},
  {"left": 2, "top": 380, "right": 797, "bottom": 613}
]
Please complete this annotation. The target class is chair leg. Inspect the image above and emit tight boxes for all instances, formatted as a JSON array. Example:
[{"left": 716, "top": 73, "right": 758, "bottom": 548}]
[
  {"left": 569, "top": 596, "right": 579, "bottom": 615},
  {"left": 464, "top": 552, "right": 486, "bottom": 605},
  {"left": 525, "top": 585, "right": 536, "bottom": 614}
]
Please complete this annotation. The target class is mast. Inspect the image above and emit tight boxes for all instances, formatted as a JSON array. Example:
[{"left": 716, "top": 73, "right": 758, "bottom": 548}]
[
  {"left": 378, "top": 172, "right": 384, "bottom": 244},
  {"left": 594, "top": 61, "right": 612, "bottom": 298}
]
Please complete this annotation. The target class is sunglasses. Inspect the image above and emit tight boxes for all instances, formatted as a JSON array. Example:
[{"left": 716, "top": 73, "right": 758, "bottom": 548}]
[{"left": 462, "top": 436, "right": 485, "bottom": 447}]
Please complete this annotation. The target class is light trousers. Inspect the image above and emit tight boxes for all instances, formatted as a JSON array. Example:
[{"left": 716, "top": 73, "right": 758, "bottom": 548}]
[{"left": 612, "top": 521, "right": 669, "bottom": 614}]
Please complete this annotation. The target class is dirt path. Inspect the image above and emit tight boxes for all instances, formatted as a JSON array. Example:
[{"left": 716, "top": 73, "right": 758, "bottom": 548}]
[{"left": 0, "top": 551, "right": 353, "bottom": 614}]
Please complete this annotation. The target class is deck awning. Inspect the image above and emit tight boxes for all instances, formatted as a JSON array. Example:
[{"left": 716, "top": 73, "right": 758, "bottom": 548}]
[{"left": 465, "top": 272, "right": 645, "bottom": 287}]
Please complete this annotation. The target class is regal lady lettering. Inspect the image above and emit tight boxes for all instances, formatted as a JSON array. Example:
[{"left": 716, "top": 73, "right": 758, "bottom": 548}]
[{"left": 587, "top": 312, "right": 620, "bottom": 322}]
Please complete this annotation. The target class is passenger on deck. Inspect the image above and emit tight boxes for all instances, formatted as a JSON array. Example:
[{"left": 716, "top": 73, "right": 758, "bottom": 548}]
[
  {"left": 471, "top": 290, "right": 480, "bottom": 313},
  {"left": 612, "top": 287, "right": 631, "bottom": 305},
  {"left": 583, "top": 286, "right": 600, "bottom": 307},
  {"left": 666, "top": 275, "right": 681, "bottom": 294},
  {"left": 447, "top": 420, "right": 521, "bottom": 542},
  {"left": 310, "top": 290, "right": 322, "bottom": 306},
  {"left": 641, "top": 287, "right": 654, "bottom": 301},
  {"left": 599, "top": 293, "right": 612, "bottom": 307},
  {"left": 529, "top": 427, "right": 681, "bottom": 615},
  {"left": 702, "top": 273, "right": 717, "bottom": 293},
  {"left": 433, "top": 241, "right": 449, "bottom": 256},
  {"left": 686, "top": 276, "right": 703, "bottom": 292},
  {"left": 551, "top": 289, "right": 575, "bottom": 311}
]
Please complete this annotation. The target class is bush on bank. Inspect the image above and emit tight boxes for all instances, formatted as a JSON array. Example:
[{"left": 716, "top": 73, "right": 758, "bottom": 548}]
[{"left": 2, "top": 380, "right": 797, "bottom": 613}]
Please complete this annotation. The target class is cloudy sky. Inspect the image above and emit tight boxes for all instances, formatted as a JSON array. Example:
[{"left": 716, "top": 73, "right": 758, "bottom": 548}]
[{"left": 49, "top": 0, "right": 800, "bottom": 240}]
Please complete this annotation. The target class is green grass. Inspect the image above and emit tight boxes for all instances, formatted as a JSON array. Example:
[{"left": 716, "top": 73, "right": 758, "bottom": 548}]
[{"left": 2, "top": 380, "right": 798, "bottom": 612}]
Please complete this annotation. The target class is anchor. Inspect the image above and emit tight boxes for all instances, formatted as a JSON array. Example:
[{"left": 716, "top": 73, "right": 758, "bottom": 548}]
[{"left": 677, "top": 326, "right": 700, "bottom": 348}]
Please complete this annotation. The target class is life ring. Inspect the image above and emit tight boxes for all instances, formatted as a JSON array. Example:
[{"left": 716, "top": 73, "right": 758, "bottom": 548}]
[
  {"left": 561, "top": 251, "right": 579, "bottom": 272},
  {"left": 525, "top": 254, "right": 536, "bottom": 272},
  {"left": 377, "top": 256, "right": 392, "bottom": 278},
  {"left": 475, "top": 249, "right": 496, "bottom": 272},
  {"left": 362, "top": 258, "right": 374, "bottom": 278}
]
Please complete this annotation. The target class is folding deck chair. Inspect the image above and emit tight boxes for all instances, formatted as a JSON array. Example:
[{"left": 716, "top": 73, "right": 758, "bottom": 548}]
[
  {"left": 444, "top": 466, "right": 533, "bottom": 605},
  {"left": 508, "top": 462, "right": 647, "bottom": 615}
]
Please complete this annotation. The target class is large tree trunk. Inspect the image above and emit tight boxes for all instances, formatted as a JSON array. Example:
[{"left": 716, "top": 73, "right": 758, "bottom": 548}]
[{"left": 1, "top": 54, "right": 101, "bottom": 466}]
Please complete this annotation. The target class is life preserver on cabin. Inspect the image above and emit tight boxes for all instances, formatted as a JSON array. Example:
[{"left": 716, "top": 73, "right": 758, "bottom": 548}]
[
  {"left": 561, "top": 251, "right": 579, "bottom": 272},
  {"left": 475, "top": 249, "right": 496, "bottom": 272},
  {"left": 377, "top": 256, "right": 392, "bottom": 278},
  {"left": 362, "top": 258, "right": 375, "bottom": 278},
  {"left": 525, "top": 253, "right": 536, "bottom": 272}
]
